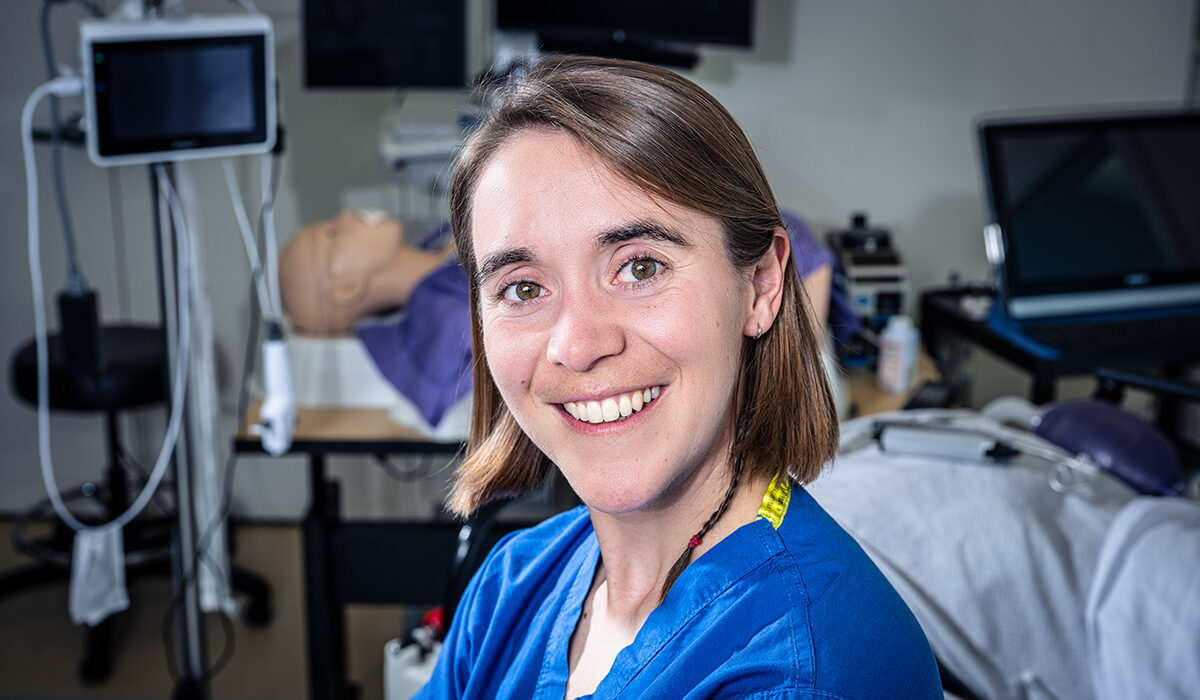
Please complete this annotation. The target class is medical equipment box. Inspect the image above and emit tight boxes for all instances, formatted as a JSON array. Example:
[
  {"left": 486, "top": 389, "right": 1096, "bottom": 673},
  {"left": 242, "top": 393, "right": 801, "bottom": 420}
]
[
  {"left": 79, "top": 14, "right": 276, "bottom": 166},
  {"left": 827, "top": 213, "right": 908, "bottom": 328}
]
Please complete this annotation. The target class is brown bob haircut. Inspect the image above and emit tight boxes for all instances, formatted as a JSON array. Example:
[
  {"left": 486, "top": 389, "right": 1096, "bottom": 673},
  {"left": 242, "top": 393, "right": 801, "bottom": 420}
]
[{"left": 446, "top": 55, "right": 838, "bottom": 517}]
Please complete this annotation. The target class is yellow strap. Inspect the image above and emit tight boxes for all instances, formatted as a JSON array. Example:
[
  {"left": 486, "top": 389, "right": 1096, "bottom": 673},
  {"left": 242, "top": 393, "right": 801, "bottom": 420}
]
[{"left": 757, "top": 474, "right": 791, "bottom": 530}]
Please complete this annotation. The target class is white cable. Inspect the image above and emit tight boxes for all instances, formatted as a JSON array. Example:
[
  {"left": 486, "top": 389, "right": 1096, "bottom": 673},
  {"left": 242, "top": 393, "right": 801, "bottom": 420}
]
[
  {"left": 23, "top": 77, "right": 189, "bottom": 534},
  {"left": 221, "top": 158, "right": 276, "bottom": 321},
  {"left": 260, "top": 152, "right": 282, "bottom": 318}
]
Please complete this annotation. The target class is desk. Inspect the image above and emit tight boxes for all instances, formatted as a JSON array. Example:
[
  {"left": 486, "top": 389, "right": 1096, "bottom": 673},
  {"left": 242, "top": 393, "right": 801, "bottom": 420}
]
[
  {"left": 920, "top": 287, "right": 1200, "bottom": 404},
  {"left": 235, "top": 403, "right": 523, "bottom": 700},
  {"left": 844, "top": 353, "right": 942, "bottom": 416}
]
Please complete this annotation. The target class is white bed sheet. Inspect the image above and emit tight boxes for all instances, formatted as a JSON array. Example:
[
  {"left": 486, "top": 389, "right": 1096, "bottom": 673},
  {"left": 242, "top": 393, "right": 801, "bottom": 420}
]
[
  {"left": 1087, "top": 496, "right": 1200, "bottom": 700},
  {"left": 287, "top": 333, "right": 471, "bottom": 441},
  {"left": 809, "top": 411, "right": 1138, "bottom": 700}
]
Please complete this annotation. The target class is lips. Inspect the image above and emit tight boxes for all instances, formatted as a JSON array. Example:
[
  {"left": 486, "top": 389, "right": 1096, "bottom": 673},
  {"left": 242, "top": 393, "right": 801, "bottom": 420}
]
[{"left": 563, "top": 386, "right": 661, "bottom": 424}]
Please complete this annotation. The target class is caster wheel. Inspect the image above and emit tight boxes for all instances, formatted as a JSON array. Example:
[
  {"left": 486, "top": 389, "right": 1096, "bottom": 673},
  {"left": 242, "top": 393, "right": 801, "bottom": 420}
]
[
  {"left": 244, "top": 598, "right": 273, "bottom": 628},
  {"left": 78, "top": 654, "right": 112, "bottom": 685}
]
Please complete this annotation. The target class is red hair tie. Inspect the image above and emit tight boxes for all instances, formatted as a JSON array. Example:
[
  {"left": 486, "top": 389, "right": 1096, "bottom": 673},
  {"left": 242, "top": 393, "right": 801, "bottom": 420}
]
[{"left": 688, "top": 535, "right": 702, "bottom": 549}]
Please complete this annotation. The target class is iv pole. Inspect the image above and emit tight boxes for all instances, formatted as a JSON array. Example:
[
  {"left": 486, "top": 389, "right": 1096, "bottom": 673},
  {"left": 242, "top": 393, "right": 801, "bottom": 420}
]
[{"left": 151, "top": 163, "right": 210, "bottom": 700}]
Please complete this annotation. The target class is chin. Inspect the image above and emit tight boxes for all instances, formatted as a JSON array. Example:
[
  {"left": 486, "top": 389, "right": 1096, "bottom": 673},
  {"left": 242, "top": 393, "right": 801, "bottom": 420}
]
[{"left": 557, "top": 464, "right": 664, "bottom": 516}]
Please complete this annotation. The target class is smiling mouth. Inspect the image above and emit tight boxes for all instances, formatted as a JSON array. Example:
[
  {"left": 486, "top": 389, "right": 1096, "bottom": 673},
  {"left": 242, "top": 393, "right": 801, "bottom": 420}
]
[{"left": 562, "top": 386, "right": 661, "bottom": 424}]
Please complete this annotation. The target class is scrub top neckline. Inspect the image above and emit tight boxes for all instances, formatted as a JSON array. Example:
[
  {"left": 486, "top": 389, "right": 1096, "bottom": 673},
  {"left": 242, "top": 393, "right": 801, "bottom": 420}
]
[{"left": 538, "top": 479, "right": 794, "bottom": 700}]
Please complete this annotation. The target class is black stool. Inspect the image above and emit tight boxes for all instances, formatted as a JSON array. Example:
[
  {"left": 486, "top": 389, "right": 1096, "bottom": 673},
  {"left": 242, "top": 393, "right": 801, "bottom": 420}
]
[{"left": 3, "top": 325, "right": 272, "bottom": 683}]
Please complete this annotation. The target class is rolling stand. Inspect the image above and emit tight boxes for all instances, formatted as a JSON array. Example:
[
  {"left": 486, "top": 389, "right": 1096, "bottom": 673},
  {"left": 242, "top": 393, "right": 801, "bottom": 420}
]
[{"left": 2, "top": 325, "right": 273, "bottom": 684}]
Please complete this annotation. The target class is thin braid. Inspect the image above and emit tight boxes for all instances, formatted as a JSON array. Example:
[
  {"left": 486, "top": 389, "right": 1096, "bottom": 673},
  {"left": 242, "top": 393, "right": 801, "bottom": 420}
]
[
  {"left": 659, "top": 453, "right": 745, "bottom": 602},
  {"left": 658, "top": 335, "right": 761, "bottom": 602}
]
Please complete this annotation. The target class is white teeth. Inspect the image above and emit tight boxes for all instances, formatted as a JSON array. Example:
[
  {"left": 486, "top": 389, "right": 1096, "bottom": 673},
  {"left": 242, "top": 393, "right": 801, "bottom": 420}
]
[{"left": 564, "top": 386, "right": 660, "bottom": 425}]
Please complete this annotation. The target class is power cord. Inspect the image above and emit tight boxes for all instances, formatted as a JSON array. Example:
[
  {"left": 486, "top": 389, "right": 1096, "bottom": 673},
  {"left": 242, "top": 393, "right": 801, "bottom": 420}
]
[
  {"left": 226, "top": 149, "right": 295, "bottom": 456},
  {"left": 40, "top": 0, "right": 103, "bottom": 294},
  {"left": 30, "top": 1, "right": 284, "bottom": 681},
  {"left": 24, "top": 77, "right": 190, "bottom": 536},
  {"left": 222, "top": 158, "right": 278, "bottom": 323}
]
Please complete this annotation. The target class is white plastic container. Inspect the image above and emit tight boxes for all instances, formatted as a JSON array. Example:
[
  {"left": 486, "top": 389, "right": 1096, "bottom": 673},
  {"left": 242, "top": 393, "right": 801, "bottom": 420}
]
[
  {"left": 384, "top": 639, "right": 441, "bottom": 700},
  {"left": 877, "top": 315, "right": 920, "bottom": 393}
]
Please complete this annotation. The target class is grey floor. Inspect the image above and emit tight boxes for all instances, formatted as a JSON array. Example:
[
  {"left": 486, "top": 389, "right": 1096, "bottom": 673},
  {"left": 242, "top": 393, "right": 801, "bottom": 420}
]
[{"left": 0, "top": 520, "right": 414, "bottom": 700}]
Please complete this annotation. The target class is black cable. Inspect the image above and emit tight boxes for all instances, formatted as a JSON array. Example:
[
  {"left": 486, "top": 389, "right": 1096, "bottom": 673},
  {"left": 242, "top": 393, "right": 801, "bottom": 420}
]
[
  {"left": 160, "top": 521, "right": 242, "bottom": 682},
  {"left": 39, "top": 0, "right": 102, "bottom": 291},
  {"left": 160, "top": 265, "right": 258, "bottom": 685},
  {"left": 374, "top": 453, "right": 436, "bottom": 483},
  {"left": 117, "top": 445, "right": 177, "bottom": 516},
  {"left": 74, "top": 0, "right": 104, "bottom": 15},
  {"left": 161, "top": 540, "right": 241, "bottom": 682}
]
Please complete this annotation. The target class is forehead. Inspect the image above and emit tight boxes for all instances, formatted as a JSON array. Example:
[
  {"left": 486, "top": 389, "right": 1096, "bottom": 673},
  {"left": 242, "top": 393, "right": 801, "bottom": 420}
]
[{"left": 469, "top": 129, "right": 723, "bottom": 258}]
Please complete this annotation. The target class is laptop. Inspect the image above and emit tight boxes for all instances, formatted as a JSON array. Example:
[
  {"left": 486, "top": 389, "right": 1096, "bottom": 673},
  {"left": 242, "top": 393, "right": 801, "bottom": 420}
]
[{"left": 977, "top": 109, "right": 1200, "bottom": 353}]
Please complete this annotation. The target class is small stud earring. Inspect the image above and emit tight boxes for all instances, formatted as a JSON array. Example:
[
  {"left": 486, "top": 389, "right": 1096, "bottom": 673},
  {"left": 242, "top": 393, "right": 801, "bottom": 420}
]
[{"left": 756, "top": 325, "right": 763, "bottom": 340}]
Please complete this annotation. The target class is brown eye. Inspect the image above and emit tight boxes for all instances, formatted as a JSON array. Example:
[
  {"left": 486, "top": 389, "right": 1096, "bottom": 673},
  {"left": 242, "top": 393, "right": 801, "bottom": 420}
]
[
  {"left": 631, "top": 259, "right": 657, "bottom": 280},
  {"left": 504, "top": 281, "right": 543, "bottom": 302},
  {"left": 621, "top": 257, "right": 661, "bottom": 283}
]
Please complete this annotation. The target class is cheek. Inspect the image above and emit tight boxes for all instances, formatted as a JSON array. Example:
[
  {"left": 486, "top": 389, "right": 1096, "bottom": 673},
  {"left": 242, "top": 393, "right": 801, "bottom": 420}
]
[
  {"left": 481, "top": 320, "right": 538, "bottom": 399},
  {"left": 634, "top": 290, "right": 745, "bottom": 367}
]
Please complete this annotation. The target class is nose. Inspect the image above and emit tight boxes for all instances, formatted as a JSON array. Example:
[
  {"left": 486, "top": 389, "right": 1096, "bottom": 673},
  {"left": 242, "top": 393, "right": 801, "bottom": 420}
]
[{"left": 545, "top": 290, "right": 626, "bottom": 372}]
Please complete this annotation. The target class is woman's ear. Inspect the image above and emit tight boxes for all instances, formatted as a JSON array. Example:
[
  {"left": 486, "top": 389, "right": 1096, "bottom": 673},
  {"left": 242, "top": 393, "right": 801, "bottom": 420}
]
[{"left": 744, "top": 227, "right": 790, "bottom": 338}]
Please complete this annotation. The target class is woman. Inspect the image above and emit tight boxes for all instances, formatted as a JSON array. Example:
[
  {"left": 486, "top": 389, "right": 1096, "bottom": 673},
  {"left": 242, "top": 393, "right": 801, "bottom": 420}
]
[{"left": 418, "top": 56, "right": 940, "bottom": 699}]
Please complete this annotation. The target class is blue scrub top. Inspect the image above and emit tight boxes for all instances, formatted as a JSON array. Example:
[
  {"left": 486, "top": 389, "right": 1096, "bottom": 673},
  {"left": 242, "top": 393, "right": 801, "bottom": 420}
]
[{"left": 416, "top": 485, "right": 941, "bottom": 699}]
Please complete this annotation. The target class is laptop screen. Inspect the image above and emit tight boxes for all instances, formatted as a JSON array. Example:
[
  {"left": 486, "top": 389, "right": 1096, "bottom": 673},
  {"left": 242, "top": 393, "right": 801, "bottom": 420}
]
[{"left": 979, "top": 111, "right": 1200, "bottom": 319}]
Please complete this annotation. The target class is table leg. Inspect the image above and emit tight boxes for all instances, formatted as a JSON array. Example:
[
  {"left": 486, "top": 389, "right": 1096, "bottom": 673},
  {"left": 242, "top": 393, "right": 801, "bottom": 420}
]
[
  {"left": 1031, "top": 369, "right": 1057, "bottom": 405},
  {"left": 304, "top": 455, "right": 351, "bottom": 700}
]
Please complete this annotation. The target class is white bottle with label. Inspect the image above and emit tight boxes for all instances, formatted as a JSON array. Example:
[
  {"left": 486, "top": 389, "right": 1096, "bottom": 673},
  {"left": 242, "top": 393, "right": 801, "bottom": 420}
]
[{"left": 877, "top": 315, "right": 919, "bottom": 393}]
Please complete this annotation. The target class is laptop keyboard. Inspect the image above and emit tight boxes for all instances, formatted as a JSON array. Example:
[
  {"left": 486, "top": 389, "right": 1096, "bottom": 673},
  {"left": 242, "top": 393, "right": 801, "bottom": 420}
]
[{"left": 1022, "top": 314, "right": 1200, "bottom": 350}]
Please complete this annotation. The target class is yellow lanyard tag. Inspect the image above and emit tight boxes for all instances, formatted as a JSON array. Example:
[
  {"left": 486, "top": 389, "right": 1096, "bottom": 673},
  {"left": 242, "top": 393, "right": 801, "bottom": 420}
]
[{"left": 757, "top": 474, "right": 791, "bottom": 530}]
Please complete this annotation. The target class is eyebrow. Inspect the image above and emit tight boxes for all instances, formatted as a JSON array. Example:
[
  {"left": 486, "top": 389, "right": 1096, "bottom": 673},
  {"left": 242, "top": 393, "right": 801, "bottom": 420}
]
[
  {"left": 475, "top": 247, "right": 536, "bottom": 286},
  {"left": 473, "top": 220, "right": 693, "bottom": 286},
  {"left": 595, "top": 220, "right": 693, "bottom": 249}
]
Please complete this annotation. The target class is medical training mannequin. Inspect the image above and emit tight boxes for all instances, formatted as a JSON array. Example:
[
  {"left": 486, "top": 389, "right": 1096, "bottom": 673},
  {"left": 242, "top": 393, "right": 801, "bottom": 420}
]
[
  {"left": 414, "top": 56, "right": 940, "bottom": 699},
  {"left": 278, "top": 209, "right": 448, "bottom": 335}
]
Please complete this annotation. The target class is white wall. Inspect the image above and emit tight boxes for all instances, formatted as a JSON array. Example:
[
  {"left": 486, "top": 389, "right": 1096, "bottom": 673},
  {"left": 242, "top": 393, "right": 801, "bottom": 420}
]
[
  {"left": 0, "top": 0, "right": 1193, "bottom": 517},
  {"left": 694, "top": 0, "right": 1194, "bottom": 405},
  {"left": 698, "top": 1, "right": 1194, "bottom": 292}
]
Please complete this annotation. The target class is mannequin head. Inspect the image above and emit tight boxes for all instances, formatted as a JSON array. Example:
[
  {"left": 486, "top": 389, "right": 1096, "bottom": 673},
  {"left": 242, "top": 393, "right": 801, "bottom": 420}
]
[{"left": 280, "top": 210, "right": 444, "bottom": 335}]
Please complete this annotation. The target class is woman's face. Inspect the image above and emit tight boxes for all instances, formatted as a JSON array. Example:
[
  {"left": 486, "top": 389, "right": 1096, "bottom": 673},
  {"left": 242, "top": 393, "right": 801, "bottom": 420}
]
[{"left": 470, "top": 130, "right": 762, "bottom": 515}]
